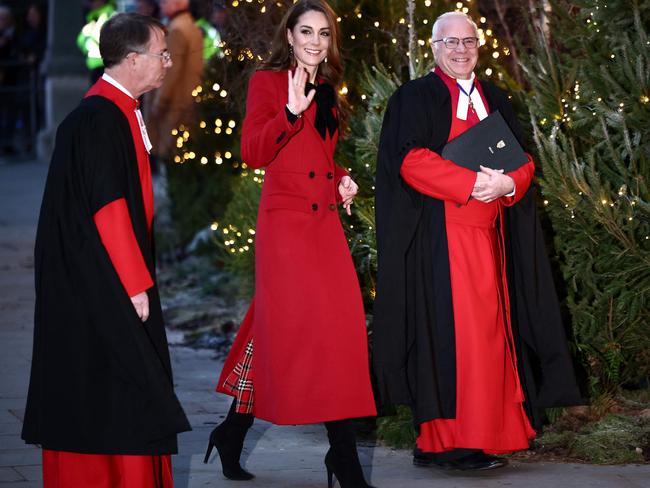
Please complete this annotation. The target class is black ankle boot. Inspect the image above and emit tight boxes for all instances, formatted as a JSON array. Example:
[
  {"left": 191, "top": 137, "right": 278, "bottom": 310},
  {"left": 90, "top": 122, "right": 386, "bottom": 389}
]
[
  {"left": 324, "top": 420, "right": 375, "bottom": 488},
  {"left": 204, "top": 400, "right": 255, "bottom": 481}
]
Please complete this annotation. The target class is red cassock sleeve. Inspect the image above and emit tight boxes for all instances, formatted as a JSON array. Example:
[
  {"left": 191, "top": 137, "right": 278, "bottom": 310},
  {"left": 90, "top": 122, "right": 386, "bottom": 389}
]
[
  {"left": 94, "top": 198, "right": 154, "bottom": 297},
  {"left": 335, "top": 163, "right": 349, "bottom": 181},
  {"left": 502, "top": 155, "right": 535, "bottom": 206},
  {"left": 241, "top": 71, "right": 305, "bottom": 168},
  {"left": 400, "top": 147, "right": 477, "bottom": 205}
]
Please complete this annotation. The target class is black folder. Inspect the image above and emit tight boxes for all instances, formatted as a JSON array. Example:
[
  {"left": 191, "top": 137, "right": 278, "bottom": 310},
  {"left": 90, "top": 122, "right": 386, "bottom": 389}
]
[{"left": 441, "top": 110, "right": 527, "bottom": 172}]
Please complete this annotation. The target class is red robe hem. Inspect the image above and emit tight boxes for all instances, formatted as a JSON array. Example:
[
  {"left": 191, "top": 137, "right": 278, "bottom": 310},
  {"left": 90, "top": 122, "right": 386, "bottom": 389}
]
[{"left": 43, "top": 450, "right": 173, "bottom": 488}]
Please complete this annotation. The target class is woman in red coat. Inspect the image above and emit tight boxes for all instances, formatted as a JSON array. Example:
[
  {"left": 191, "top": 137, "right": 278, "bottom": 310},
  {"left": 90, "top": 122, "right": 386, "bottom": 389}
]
[{"left": 204, "top": 1, "right": 376, "bottom": 487}]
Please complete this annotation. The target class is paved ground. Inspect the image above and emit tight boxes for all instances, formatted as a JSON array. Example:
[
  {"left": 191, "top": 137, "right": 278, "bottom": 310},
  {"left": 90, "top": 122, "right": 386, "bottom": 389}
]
[{"left": 1, "top": 159, "right": 649, "bottom": 487}]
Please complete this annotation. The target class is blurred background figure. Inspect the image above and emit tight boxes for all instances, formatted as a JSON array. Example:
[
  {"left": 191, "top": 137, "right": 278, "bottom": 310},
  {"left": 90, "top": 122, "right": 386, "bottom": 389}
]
[
  {"left": 77, "top": 0, "right": 116, "bottom": 83},
  {"left": 18, "top": 2, "right": 46, "bottom": 147},
  {"left": 0, "top": 2, "right": 47, "bottom": 159},
  {"left": 0, "top": 5, "right": 15, "bottom": 58},
  {"left": 191, "top": 0, "right": 223, "bottom": 61},
  {"left": 0, "top": 4, "right": 18, "bottom": 155},
  {"left": 19, "top": 2, "right": 46, "bottom": 67},
  {"left": 209, "top": 1, "right": 226, "bottom": 31},
  {"left": 136, "top": 0, "right": 160, "bottom": 19},
  {"left": 146, "top": 0, "right": 203, "bottom": 169}
]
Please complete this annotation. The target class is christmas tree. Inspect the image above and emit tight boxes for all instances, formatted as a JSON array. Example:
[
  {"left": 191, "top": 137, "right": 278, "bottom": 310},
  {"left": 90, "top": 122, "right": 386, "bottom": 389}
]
[{"left": 521, "top": 0, "right": 649, "bottom": 395}]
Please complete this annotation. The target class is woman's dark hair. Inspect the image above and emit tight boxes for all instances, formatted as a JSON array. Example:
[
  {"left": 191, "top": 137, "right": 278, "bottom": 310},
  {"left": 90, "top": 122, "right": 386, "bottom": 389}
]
[
  {"left": 99, "top": 12, "right": 166, "bottom": 68},
  {"left": 261, "top": 0, "right": 347, "bottom": 124}
]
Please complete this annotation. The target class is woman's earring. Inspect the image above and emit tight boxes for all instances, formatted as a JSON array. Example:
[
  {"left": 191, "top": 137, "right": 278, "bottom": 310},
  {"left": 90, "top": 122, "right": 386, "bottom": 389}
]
[
  {"left": 324, "top": 56, "right": 328, "bottom": 64},
  {"left": 289, "top": 44, "right": 294, "bottom": 58}
]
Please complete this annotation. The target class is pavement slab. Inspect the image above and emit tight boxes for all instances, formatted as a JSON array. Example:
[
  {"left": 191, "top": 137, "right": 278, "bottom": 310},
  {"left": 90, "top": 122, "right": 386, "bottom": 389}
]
[
  {"left": 2, "top": 160, "right": 650, "bottom": 488},
  {"left": 0, "top": 467, "right": 25, "bottom": 483}
]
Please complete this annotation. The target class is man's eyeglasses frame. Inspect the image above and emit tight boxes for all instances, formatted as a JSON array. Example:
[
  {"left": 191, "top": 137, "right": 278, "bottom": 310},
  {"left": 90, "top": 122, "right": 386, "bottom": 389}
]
[
  {"left": 431, "top": 37, "right": 480, "bottom": 49},
  {"left": 136, "top": 50, "right": 172, "bottom": 63}
]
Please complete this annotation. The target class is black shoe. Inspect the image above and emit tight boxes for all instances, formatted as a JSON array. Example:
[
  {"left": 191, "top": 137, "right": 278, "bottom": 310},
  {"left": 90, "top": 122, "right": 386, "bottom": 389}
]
[
  {"left": 324, "top": 419, "right": 375, "bottom": 488},
  {"left": 444, "top": 454, "right": 508, "bottom": 471},
  {"left": 454, "top": 452, "right": 508, "bottom": 471},
  {"left": 413, "top": 449, "right": 507, "bottom": 471},
  {"left": 412, "top": 449, "right": 437, "bottom": 467},
  {"left": 325, "top": 448, "right": 375, "bottom": 488},
  {"left": 204, "top": 423, "right": 255, "bottom": 480}
]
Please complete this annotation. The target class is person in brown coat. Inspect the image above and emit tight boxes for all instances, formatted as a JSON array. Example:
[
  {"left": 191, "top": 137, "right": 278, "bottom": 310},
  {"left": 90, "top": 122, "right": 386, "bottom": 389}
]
[{"left": 147, "top": 0, "right": 203, "bottom": 161}]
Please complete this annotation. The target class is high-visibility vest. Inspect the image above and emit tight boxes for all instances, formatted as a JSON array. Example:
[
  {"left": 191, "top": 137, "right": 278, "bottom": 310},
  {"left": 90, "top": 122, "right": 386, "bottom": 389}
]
[
  {"left": 195, "top": 18, "right": 224, "bottom": 61},
  {"left": 76, "top": 3, "right": 117, "bottom": 70}
]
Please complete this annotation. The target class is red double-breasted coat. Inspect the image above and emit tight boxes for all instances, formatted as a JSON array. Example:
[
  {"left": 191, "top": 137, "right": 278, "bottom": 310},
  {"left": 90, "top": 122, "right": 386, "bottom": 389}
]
[{"left": 217, "top": 69, "right": 377, "bottom": 425}]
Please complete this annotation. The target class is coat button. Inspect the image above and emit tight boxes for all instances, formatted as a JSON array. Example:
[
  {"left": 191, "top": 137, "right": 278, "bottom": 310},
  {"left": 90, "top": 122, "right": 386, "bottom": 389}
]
[
  {"left": 328, "top": 204, "right": 336, "bottom": 211},
  {"left": 309, "top": 171, "right": 315, "bottom": 178},
  {"left": 312, "top": 203, "right": 318, "bottom": 211},
  {"left": 326, "top": 172, "right": 334, "bottom": 179}
]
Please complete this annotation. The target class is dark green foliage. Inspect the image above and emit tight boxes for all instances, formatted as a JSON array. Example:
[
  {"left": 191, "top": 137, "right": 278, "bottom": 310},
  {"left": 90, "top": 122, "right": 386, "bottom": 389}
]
[
  {"left": 534, "top": 412, "right": 650, "bottom": 464},
  {"left": 335, "top": 62, "right": 402, "bottom": 304},
  {"left": 376, "top": 406, "right": 417, "bottom": 449},
  {"left": 166, "top": 158, "right": 239, "bottom": 246},
  {"left": 165, "top": 53, "right": 249, "bottom": 246},
  {"left": 521, "top": 0, "right": 650, "bottom": 394},
  {"left": 524, "top": 388, "right": 650, "bottom": 463},
  {"left": 571, "top": 414, "right": 649, "bottom": 464},
  {"left": 211, "top": 173, "right": 263, "bottom": 298}
]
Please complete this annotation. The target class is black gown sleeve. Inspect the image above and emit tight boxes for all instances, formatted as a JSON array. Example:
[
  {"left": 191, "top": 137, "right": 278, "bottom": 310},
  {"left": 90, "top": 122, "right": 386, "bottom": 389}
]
[{"left": 79, "top": 101, "right": 129, "bottom": 215}]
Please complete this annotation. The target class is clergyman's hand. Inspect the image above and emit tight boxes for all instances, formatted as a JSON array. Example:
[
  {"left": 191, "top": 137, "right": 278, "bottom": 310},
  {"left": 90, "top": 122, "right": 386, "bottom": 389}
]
[
  {"left": 473, "top": 171, "right": 490, "bottom": 193},
  {"left": 338, "top": 175, "right": 359, "bottom": 216},
  {"left": 471, "top": 165, "right": 514, "bottom": 203},
  {"left": 130, "top": 291, "right": 149, "bottom": 323}
]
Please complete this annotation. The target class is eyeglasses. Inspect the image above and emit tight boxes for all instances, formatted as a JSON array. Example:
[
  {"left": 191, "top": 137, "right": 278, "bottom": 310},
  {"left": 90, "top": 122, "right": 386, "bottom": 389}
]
[
  {"left": 432, "top": 37, "right": 480, "bottom": 49},
  {"left": 137, "top": 50, "right": 172, "bottom": 63}
]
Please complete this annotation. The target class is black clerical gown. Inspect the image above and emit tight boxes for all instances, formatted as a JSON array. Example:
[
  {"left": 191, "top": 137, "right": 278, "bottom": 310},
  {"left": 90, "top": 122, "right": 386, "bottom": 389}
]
[
  {"left": 373, "top": 72, "right": 583, "bottom": 429},
  {"left": 21, "top": 95, "right": 190, "bottom": 454}
]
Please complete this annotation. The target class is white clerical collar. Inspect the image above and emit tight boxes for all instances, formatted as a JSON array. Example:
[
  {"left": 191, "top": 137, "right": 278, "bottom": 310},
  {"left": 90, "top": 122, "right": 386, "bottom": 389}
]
[
  {"left": 102, "top": 73, "right": 136, "bottom": 100},
  {"left": 101, "top": 73, "right": 153, "bottom": 154},
  {"left": 455, "top": 72, "right": 488, "bottom": 122}
]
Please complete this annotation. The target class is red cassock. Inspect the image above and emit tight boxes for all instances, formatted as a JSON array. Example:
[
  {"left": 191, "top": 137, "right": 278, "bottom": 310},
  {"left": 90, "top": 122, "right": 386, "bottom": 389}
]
[
  {"left": 42, "top": 78, "right": 173, "bottom": 488},
  {"left": 217, "top": 69, "right": 376, "bottom": 424},
  {"left": 401, "top": 68, "right": 536, "bottom": 453}
]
